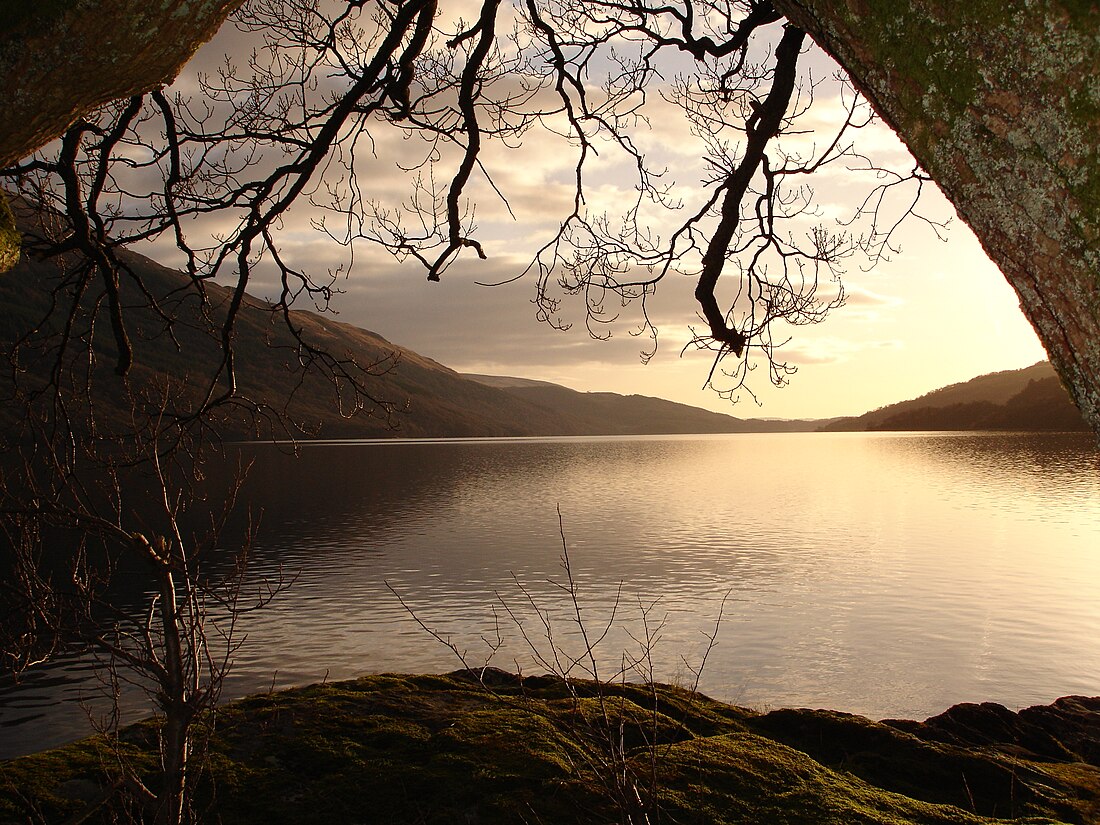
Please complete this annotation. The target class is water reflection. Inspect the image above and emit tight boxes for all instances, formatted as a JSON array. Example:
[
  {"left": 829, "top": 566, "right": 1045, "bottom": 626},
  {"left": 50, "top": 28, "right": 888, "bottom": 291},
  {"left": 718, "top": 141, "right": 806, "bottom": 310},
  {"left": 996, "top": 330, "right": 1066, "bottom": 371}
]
[{"left": 2, "top": 432, "right": 1099, "bottom": 759}]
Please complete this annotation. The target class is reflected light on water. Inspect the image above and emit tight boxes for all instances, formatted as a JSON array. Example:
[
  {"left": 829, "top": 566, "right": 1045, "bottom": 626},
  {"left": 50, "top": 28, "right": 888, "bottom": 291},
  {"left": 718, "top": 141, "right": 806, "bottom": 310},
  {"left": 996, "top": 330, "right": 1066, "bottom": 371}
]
[{"left": 2, "top": 431, "right": 1099, "bottom": 759}]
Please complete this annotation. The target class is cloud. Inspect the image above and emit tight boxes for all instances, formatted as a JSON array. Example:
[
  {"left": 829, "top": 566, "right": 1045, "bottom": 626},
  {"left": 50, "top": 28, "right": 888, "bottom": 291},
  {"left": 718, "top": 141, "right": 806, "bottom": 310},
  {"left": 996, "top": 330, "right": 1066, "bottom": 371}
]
[
  {"left": 316, "top": 251, "right": 654, "bottom": 370},
  {"left": 842, "top": 286, "right": 890, "bottom": 306},
  {"left": 779, "top": 335, "right": 902, "bottom": 366},
  {"left": 842, "top": 285, "right": 903, "bottom": 318}
]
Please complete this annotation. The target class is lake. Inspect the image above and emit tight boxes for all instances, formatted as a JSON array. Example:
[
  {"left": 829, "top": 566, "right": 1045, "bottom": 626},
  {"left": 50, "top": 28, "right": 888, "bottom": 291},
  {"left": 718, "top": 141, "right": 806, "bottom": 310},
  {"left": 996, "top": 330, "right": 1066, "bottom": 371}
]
[{"left": 3, "top": 431, "right": 1100, "bottom": 759}]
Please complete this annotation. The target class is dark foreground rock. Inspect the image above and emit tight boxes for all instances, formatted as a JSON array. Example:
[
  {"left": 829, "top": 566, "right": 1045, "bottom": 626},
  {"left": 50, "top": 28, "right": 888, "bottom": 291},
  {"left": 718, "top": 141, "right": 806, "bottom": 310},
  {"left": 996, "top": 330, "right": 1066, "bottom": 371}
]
[{"left": 2, "top": 671, "right": 1098, "bottom": 824}]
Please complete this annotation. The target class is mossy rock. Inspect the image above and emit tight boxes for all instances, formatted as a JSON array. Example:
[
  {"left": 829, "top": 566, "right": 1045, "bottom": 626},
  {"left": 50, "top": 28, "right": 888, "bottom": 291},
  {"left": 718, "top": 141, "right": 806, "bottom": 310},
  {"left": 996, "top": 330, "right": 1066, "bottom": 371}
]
[
  {"left": 654, "top": 732, "right": 993, "bottom": 825},
  {"left": 2, "top": 672, "right": 1098, "bottom": 824}
]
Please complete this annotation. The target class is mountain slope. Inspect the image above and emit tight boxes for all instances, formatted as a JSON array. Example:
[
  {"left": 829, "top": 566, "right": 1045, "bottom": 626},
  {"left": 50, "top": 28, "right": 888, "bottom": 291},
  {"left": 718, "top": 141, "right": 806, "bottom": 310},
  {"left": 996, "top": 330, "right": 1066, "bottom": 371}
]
[
  {"left": 0, "top": 243, "right": 797, "bottom": 439},
  {"left": 4, "top": 235, "right": 1087, "bottom": 440},
  {"left": 821, "top": 362, "right": 1088, "bottom": 432},
  {"left": 0, "top": 246, "right": 587, "bottom": 440},
  {"left": 466, "top": 376, "right": 822, "bottom": 434}
]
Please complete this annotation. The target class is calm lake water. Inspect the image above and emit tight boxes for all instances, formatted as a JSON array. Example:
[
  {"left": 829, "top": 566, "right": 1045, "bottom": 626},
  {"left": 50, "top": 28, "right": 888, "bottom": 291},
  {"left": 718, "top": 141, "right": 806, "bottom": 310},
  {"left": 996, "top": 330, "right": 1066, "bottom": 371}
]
[{"left": 3, "top": 431, "right": 1100, "bottom": 759}]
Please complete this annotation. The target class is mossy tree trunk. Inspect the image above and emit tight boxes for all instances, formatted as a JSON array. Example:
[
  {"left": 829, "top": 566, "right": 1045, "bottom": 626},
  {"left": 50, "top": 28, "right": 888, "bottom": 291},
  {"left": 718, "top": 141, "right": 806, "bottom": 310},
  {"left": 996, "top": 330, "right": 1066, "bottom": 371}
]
[
  {"left": 774, "top": 0, "right": 1100, "bottom": 438},
  {"left": 0, "top": 191, "right": 18, "bottom": 272},
  {"left": 0, "top": 0, "right": 242, "bottom": 170},
  {"left": 0, "top": 0, "right": 243, "bottom": 272}
]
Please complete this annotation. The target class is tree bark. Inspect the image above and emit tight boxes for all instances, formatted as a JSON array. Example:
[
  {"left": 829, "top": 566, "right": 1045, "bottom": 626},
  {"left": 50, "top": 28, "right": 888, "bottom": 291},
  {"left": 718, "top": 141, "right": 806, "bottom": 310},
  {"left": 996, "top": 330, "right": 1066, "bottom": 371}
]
[
  {"left": 773, "top": 0, "right": 1100, "bottom": 439},
  {"left": 0, "top": 0, "right": 243, "bottom": 273},
  {"left": 0, "top": 0, "right": 243, "bottom": 170}
]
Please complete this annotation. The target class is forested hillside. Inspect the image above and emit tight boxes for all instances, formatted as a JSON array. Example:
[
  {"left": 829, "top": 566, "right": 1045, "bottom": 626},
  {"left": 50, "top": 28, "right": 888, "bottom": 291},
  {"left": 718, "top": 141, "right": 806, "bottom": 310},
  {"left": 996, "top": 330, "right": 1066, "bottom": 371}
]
[
  {"left": 0, "top": 245, "right": 782, "bottom": 440},
  {"left": 821, "top": 363, "right": 1088, "bottom": 432}
]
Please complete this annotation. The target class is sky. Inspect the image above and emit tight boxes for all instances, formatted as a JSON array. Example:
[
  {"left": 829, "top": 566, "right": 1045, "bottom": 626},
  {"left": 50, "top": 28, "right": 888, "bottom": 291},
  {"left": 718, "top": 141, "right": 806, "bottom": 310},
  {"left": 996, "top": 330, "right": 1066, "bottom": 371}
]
[
  {"left": 315, "top": 202, "right": 1047, "bottom": 421},
  {"left": 156, "top": 8, "right": 1049, "bottom": 422}
]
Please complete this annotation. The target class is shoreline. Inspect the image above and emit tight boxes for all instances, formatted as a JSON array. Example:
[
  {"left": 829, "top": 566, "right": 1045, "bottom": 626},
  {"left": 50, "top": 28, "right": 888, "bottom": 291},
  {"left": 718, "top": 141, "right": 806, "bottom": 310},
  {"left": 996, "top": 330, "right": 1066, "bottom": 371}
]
[{"left": 3, "top": 670, "right": 1099, "bottom": 823}]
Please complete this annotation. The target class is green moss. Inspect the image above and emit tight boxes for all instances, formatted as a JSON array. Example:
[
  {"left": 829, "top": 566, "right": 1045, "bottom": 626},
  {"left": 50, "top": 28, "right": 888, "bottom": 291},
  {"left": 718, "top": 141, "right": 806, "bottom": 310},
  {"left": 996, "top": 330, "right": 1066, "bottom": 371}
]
[
  {"left": 655, "top": 732, "right": 994, "bottom": 825},
  {"left": 2, "top": 672, "right": 1097, "bottom": 824},
  {"left": 1059, "top": 0, "right": 1100, "bottom": 19},
  {"left": 837, "top": 1, "right": 1007, "bottom": 109},
  {"left": 0, "top": 190, "right": 18, "bottom": 273},
  {"left": 0, "top": 734, "right": 154, "bottom": 823},
  {"left": 1063, "top": 76, "right": 1100, "bottom": 225}
]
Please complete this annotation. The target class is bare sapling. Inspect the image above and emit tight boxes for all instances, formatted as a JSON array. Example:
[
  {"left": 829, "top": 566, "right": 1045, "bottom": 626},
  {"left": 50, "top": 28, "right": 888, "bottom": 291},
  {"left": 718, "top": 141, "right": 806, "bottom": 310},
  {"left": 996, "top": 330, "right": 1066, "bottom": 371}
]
[{"left": 390, "top": 506, "right": 731, "bottom": 825}]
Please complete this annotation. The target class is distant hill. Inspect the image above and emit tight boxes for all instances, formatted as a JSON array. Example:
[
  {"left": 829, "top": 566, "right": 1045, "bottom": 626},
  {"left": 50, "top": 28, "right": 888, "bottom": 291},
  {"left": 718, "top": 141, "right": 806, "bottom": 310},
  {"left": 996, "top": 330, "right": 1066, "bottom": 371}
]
[
  {"left": 820, "top": 362, "right": 1089, "bottom": 433},
  {"left": 0, "top": 241, "right": 811, "bottom": 440},
  {"left": 4, "top": 228, "right": 1089, "bottom": 439},
  {"left": 0, "top": 249, "right": 581, "bottom": 440},
  {"left": 465, "top": 376, "right": 822, "bottom": 435}
]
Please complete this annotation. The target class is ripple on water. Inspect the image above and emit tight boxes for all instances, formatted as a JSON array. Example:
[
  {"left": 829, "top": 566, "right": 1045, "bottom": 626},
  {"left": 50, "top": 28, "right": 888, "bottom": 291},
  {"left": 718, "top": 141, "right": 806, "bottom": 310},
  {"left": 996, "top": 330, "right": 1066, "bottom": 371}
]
[{"left": 3, "top": 432, "right": 1099, "bottom": 758}]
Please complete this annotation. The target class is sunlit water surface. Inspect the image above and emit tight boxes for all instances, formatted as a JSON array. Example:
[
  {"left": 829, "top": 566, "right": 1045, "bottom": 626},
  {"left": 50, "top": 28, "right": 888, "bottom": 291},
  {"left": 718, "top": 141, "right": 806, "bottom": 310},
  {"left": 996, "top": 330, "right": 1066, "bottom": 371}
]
[{"left": 3, "top": 432, "right": 1099, "bottom": 759}]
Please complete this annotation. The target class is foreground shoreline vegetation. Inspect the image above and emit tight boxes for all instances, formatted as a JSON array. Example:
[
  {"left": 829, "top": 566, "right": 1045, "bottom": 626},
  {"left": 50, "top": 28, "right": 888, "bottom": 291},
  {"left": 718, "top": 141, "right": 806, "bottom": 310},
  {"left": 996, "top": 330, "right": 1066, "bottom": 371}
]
[{"left": 3, "top": 669, "right": 1100, "bottom": 824}]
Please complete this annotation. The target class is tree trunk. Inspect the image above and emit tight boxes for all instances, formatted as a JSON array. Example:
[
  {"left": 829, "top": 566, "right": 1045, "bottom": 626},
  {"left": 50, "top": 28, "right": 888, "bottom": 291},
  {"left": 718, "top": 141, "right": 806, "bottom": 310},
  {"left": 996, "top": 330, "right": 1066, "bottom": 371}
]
[
  {"left": 0, "top": 0, "right": 243, "bottom": 171},
  {"left": 773, "top": 0, "right": 1100, "bottom": 439}
]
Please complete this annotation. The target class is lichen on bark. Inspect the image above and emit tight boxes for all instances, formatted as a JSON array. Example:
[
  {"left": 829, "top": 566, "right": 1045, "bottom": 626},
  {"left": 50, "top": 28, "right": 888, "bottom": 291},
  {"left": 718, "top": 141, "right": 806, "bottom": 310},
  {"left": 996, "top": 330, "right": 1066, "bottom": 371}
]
[
  {"left": 0, "top": 190, "right": 18, "bottom": 272},
  {"left": 0, "top": 0, "right": 243, "bottom": 171},
  {"left": 774, "top": 0, "right": 1100, "bottom": 438}
]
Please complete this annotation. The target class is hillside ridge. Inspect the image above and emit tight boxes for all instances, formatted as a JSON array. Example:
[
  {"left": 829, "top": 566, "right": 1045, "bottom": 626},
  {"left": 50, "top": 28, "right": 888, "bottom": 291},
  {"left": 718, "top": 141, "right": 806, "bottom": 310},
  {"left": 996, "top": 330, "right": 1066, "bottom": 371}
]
[
  {"left": 820, "top": 361, "right": 1087, "bottom": 433},
  {"left": 2, "top": 230, "right": 1086, "bottom": 437}
]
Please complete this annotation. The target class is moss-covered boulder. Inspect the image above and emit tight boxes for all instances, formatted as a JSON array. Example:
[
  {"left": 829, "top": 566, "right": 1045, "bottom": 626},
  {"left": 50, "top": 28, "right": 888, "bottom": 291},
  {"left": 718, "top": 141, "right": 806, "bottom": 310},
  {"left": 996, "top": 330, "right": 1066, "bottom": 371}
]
[{"left": 3, "top": 671, "right": 1100, "bottom": 823}]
